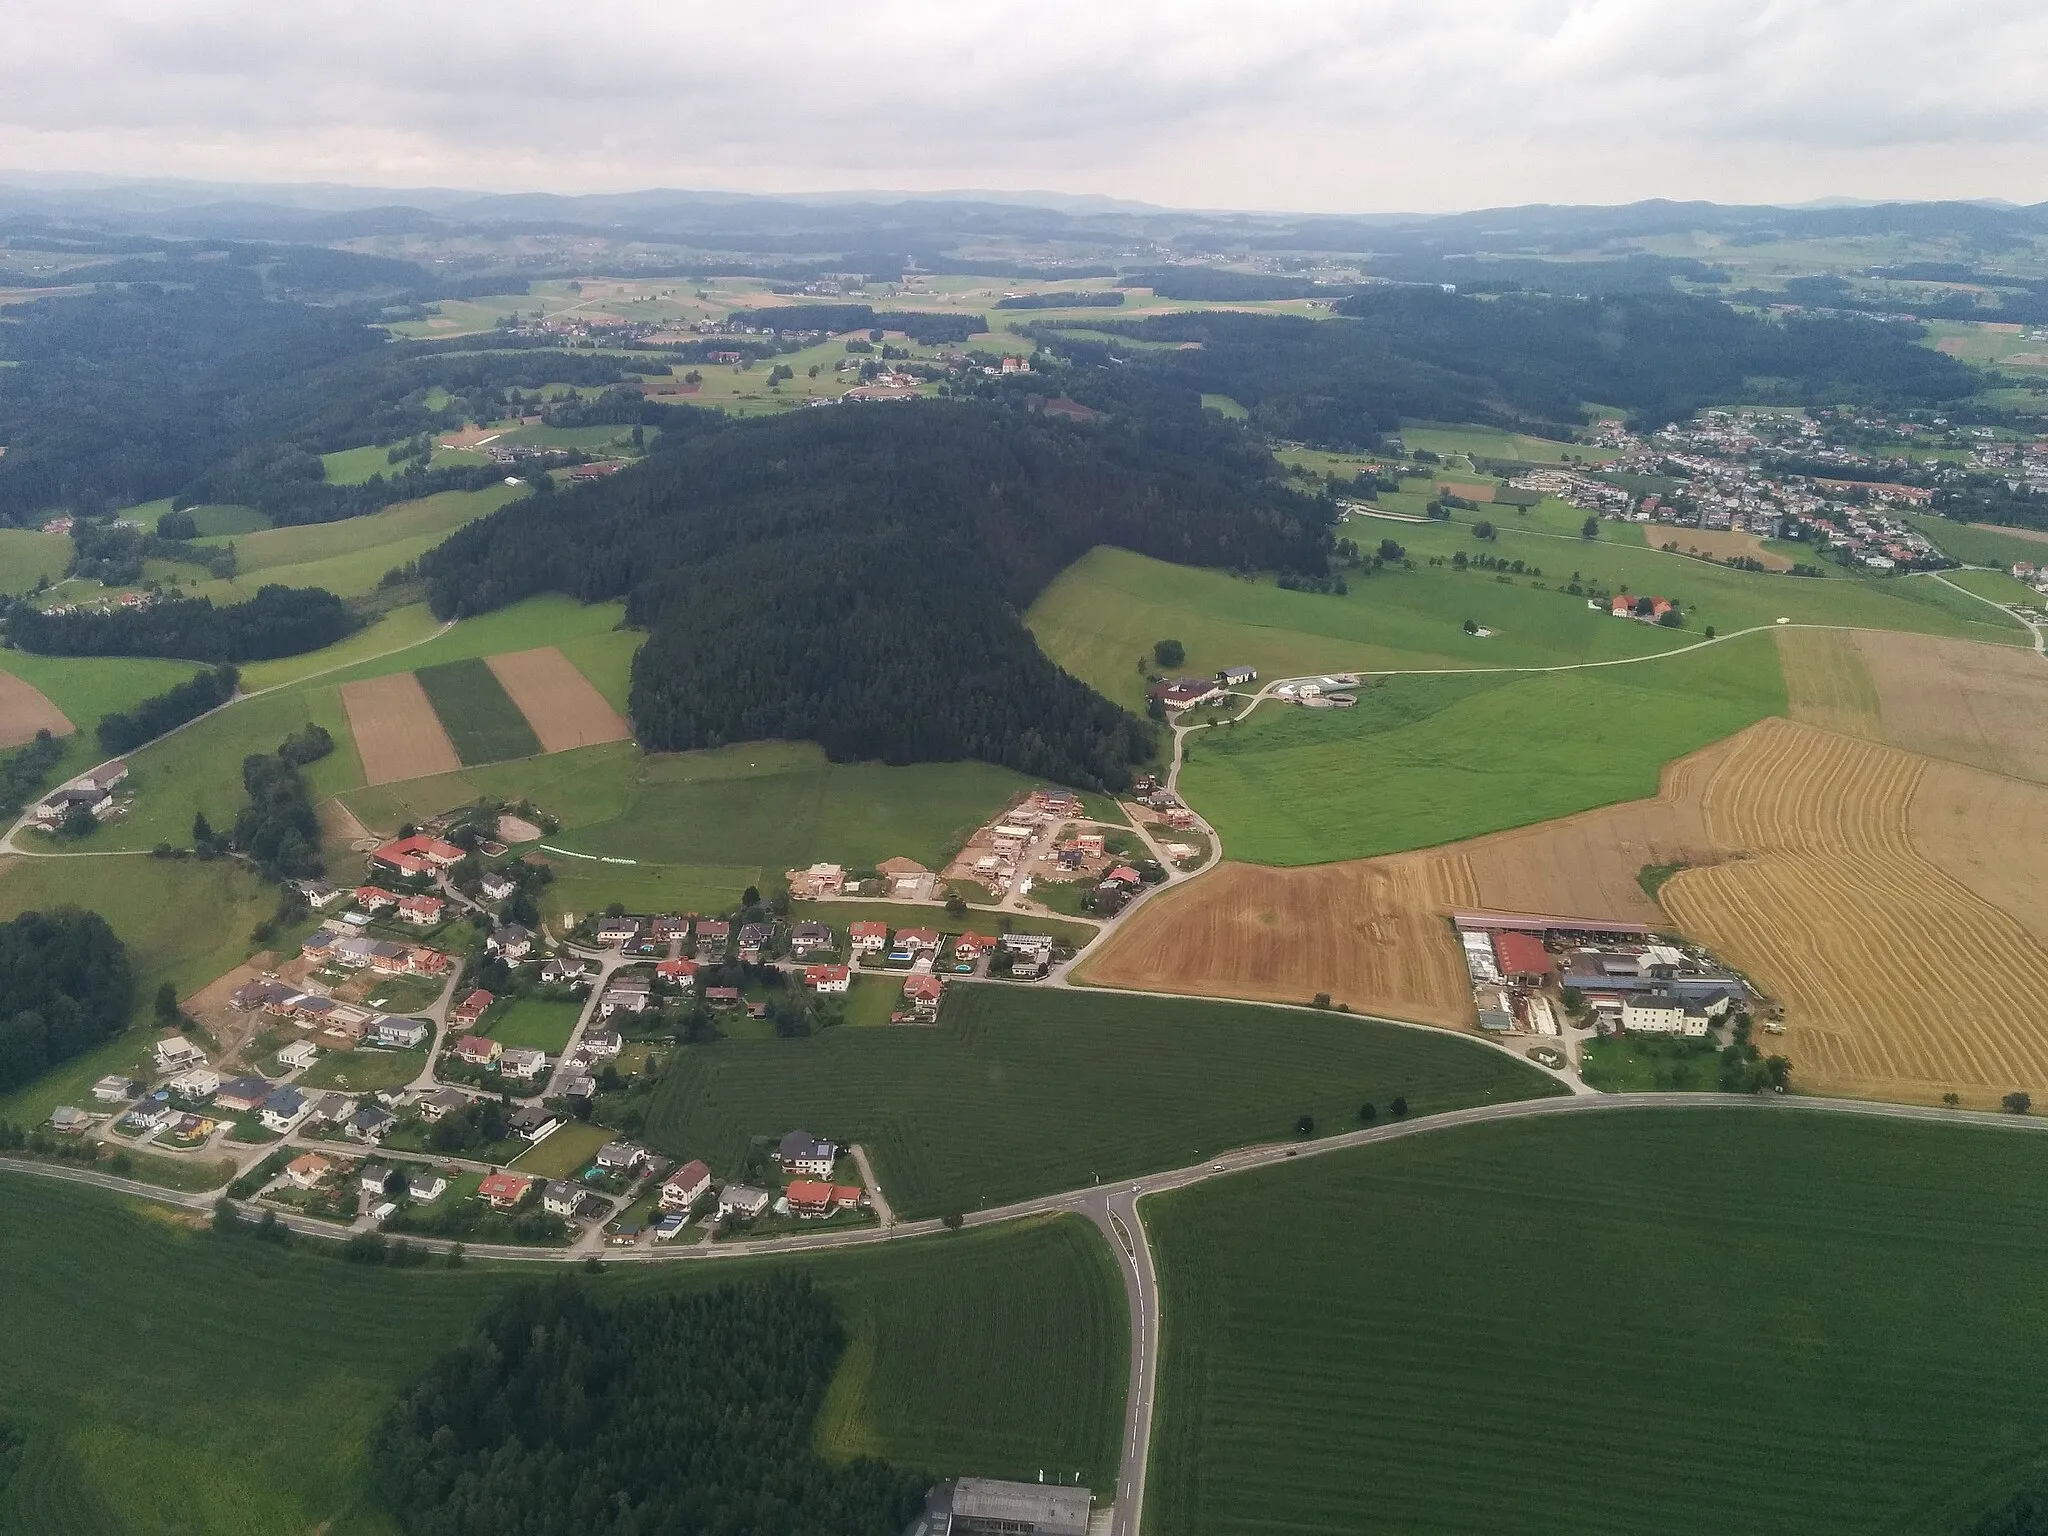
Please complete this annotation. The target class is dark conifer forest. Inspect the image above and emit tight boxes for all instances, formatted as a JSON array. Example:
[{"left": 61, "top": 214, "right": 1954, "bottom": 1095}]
[
  {"left": 8, "top": 585, "right": 360, "bottom": 662},
  {"left": 372, "top": 1275, "right": 928, "bottom": 1536},
  {"left": 0, "top": 908, "right": 134, "bottom": 1093}
]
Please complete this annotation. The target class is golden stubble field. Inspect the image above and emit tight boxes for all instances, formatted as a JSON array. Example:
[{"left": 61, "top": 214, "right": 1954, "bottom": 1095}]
[
  {"left": 339, "top": 673, "right": 460, "bottom": 785},
  {"left": 485, "top": 645, "right": 631, "bottom": 753}
]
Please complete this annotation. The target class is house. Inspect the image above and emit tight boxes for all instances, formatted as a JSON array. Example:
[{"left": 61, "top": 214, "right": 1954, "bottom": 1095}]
[
  {"left": 1623, "top": 989, "right": 1711, "bottom": 1038},
  {"left": 775, "top": 1130, "right": 839, "bottom": 1178},
  {"left": 370, "top": 833, "right": 465, "bottom": 879},
  {"left": 487, "top": 923, "right": 534, "bottom": 960},
  {"left": 655, "top": 957, "right": 697, "bottom": 988},
  {"left": 478, "top": 1171, "right": 533, "bottom": 1209},
  {"left": 500, "top": 1047, "right": 549, "bottom": 1081},
  {"left": 359, "top": 1163, "right": 395, "bottom": 1197},
  {"left": 1149, "top": 677, "right": 1222, "bottom": 710},
  {"left": 594, "top": 914, "right": 640, "bottom": 947},
  {"left": 260, "top": 1086, "right": 309, "bottom": 1133},
  {"left": 903, "top": 974, "right": 945, "bottom": 1013},
  {"left": 479, "top": 873, "right": 517, "bottom": 902},
  {"left": 1218, "top": 665, "right": 1258, "bottom": 687},
  {"left": 705, "top": 986, "right": 741, "bottom": 1006},
  {"left": 451, "top": 988, "right": 494, "bottom": 1027},
  {"left": 155, "top": 1035, "right": 205, "bottom": 1074},
  {"left": 278, "top": 1040, "right": 319, "bottom": 1072},
  {"left": 661, "top": 1160, "right": 713, "bottom": 1211},
  {"left": 805, "top": 964, "right": 851, "bottom": 993},
  {"left": 848, "top": 920, "right": 890, "bottom": 955},
  {"left": 345, "top": 1106, "right": 396, "bottom": 1142},
  {"left": 167, "top": 1067, "right": 222, "bottom": 1101},
  {"left": 366, "top": 1015, "right": 428, "bottom": 1049},
  {"left": 231, "top": 979, "right": 298, "bottom": 1013},
  {"left": 789, "top": 921, "right": 834, "bottom": 956},
  {"left": 695, "top": 918, "right": 730, "bottom": 956},
  {"left": 396, "top": 894, "right": 444, "bottom": 927},
  {"left": 895, "top": 927, "right": 941, "bottom": 955},
  {"left": 454, "top": 1034, "right": 502, "bottom": 1065},
  {"left": 1492, "top": 931, "right": 1553, "bottom": 987},
  {"left": 92, "top": 1074, "right": 140, "bottom": 1105},
  {"left": 1104, "top": 865, "right": 1143, "bottom": 887},
  {"left": 601, "top": 975, "right": 652, "bottom": 1016},
  {"left": 953, "top": 933, "right": 995, "bottom": 963},
  {"left": 509, "top": 1105, "right": 560, "bottom": 1142},
  {"left": 418, "top": 1086, "right": 470, "bottom": 1122},
  {"left": 543, "top": 1180, "right": 581, "bottom": 1218},
  {"left": 788, "top": 862, "right": 845, "bottom": 899},
  {"left": 214, "top": 1076, "right": 275, "bottom": 1113},
  {"left": 408, "top": 1173, "right": 447, "bottom": 1202},
  {"left": 49, "top": 1106, "right": 92, "bottom": 1134},
  {"left": 737, "top": 922, "right": 775, "bottom": 960},
  {"left": 285, "top": 1152, "right": 331, "bottom": 1190},
  {"left": 307, "top": 1091, "right": 357, "bottom": 1126},
  {"left": 596, "top": 1141, "right": 647, "bottom": 1174},
  {"left": 785, "top": 1179, "right": 864, "bottom": 1218},
  {"left": 717, "top": 1184, "right": 773, "bottom": 1220},
  {"left": 34, "top": 784, "right": 113, "bottom": 824},
  {"left": 560, "top": 1072, "right": 597, "bottom": 1104},
  {"left": 82, "top": 762, "right": 129, "bottom": 793},
  {"left": 122, "top": 1094, "right": 174, "bottom": 1131},
  {"left": 354, "top": 886, "right": 400, "bottom": 912}
]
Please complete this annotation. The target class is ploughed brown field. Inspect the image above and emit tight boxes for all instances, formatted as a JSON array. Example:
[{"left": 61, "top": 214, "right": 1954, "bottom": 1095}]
[
  {"left": 0, "top": 672, "right": 74, "bottom": 748},
  {"left": 339, "top": 673, "right": 460, "bottom": 786},
  {"left": 1654, "top": 526, "right": 1793, "bottom": 570},
  {"left": 485, "top": 645, "right": 632, "bottom": 753}
]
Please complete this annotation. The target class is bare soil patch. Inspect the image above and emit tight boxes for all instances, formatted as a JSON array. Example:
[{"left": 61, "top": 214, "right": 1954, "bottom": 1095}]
[
  {"left": 498, "top": 813, "right": 544, "bottom": 844},
  {"left": 484, "top": 646, "right": 631, "bottom": 753},
  {"left": 1968, "top": 521, "right": 2048, "bottom": 547},
  {"left": 1854, "top": 629, "right": 2048, "bottom": 783},
  {"left": 1778, "top": 628, "right": 1881, "bottom": 740},
  {"left": 0, "top": 672, "right": 74, "bottom": 748},
  {"left": 340, "top": 672, "right": 461, "bottom": 786},
  {"left": 1077, "top": 853, "right": 1477, "bottom": 1026},
  {"left": 1658, "top": 527, "right": 1793, "bottom": 570}
]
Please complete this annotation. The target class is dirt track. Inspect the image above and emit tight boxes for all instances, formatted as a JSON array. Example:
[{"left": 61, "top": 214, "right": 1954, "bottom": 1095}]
[
  {"left": 0, "top": 673, "right": 74, "bottom": 748},
  {"left": 340, "top": 673, "right": 461, "bottom": 785},
  {"left": 485, "top": 646, "right": 631, "bottom": 753}
]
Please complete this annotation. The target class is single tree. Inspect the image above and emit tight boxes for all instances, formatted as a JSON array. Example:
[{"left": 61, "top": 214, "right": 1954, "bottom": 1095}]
[
  {"left": 1942, "top": 1091, "right": 1962, "bottom": 1108},
  {"left": 1311, "top": 991, "right": 1332, "bottom": 1009},
  {"left": 2005, "top": 1091, "right": 2033, "bottom": 1115},
  {"left": 1582, "top": 515, "right": 1600, "bottom": 539},
  {"left": 1463, "top": 619, "right": 1478, "bottom": 635},
  {"left": 1153, "top": 638, "right": 1185, "bottom": 668},
  {"left": 153, "top": 981, "right": 180, "bottom": 1023},
  {"left": 1358, "top": 1102, "right": 1376, "bottom": 1123},
  {"left": 1390, "top": 1095, "right": 1409, "bottom": 1117}
]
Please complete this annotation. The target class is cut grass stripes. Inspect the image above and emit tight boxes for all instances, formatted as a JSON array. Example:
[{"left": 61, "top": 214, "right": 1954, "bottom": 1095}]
[{"left": 415, "top": 656, "right": 541, "bottom": 765}]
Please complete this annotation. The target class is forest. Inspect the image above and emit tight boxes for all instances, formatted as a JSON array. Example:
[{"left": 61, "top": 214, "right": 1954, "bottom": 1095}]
[
  {"left": 420, "top": 392, "right": 1332, "bottom": 788},
  {"left": 0, "top": 907, "right": 134, "bottom": 1094},
  {"left": 9, "top": 585, "right": 360, "bottom": 662},
  {"left": 95, "top": 664, "right": 239, "bottom": 755},
  {"left": 231, "top": 724, "right": 332, "bottom": 880},
  {"left": 1037, "top": 289, "right": 1982, "bottom": 446},
  {"left": 371, "top": 1275, "right": 928, "bottom": 1536}
]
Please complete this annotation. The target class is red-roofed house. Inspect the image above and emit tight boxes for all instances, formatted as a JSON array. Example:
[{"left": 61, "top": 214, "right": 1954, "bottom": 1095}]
[
  {"left": 397, "top": 894, "right": 444, "bottom": 927},
  {"left": 953, "top": 933, "right": 995, "bottom": 961},
  {"left": 454, "top": 1034, "right": 501, "bottom": 1065},
  {"left": 477, "top": 1171, "right": 531, "bottom": 1209},
  {"left": 848, "top": 921, "right": 889, "bottom": 954},
  {"left": 804, "top": 964, "right": 850, "bottom": 993},
  {"left": 452, "top": 988, "right": 493, "bottom": 1027},
  {"left": 354, "top": 886, "right": 400, "bottom": 910},
  {"left": 1492, "top": 931, "right": 1554, "bottom": 986},
  {"left": 903, "top": 974, "right": 943, "bottom": 1014},
  {"left": 371, "top": 834, "right": 466, "bottom": 878},
  {"left": 785, "top": 1179, "right": 865, "bottom": 1217},
  {"left": 1105, "top": 865, "right": 1143, "bottom": 886},
  {"left": 661, "top": 1159, "right": 713, "bottom": 1211}
]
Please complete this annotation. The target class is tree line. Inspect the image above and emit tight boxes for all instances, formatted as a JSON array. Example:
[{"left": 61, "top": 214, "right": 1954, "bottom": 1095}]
[
  {"left": 96, "top": 664, "right": 239, "bottom": 755},
  {"left": 371, "top": 1275, "right": 928, "bottom": 1536},
  {"left": 9, "top": 585, "right": 360, "bottom": 662},
  {"left": 0, "top": 907, "right": 133, "bottom": 1094}
]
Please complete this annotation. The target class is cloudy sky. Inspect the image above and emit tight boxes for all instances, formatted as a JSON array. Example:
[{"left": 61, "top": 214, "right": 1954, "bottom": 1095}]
[{"left": 3, "top": 0, "right": 2045, "bottom": 211}]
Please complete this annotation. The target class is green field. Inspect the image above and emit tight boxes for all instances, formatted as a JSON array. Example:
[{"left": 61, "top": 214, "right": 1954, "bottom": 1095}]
[
  {"left": 1145, "top": 1109, "right": 2048, "bottom": 1536},
  {"left": 482, "top": 995, "right": 582, "bottom": 1052},
  {"left": 508, "top": 1119, "right": 610, "bottom": 1177},
  {"left": 1909, "top": 514, "right": 2048, "bottom": 570},
  {"left": 236, "top": 603, "right": 446, "bottom": 693},
  {"left": 1397, "top": 423, "right": 1584, "bottom": 463},
  {"left": 1939, "top": 566, "right": 2042, "bottom": 606},
  {"left": 415, "top": 657, "right": 542, "bottom": 764},
  {"left": 319, "top": 444, "right": 401, "bottom": 485},
  {"left": 1178, "top": 630, "right": 1786, "bottom": 864},
  {"left": 0, "top": 1176, "right": 1125, "bottom": 1533},
  {"left": 0, "top": 856, "right": 283, "bottom": 1127},
  {"left": 185, "top": 504, "right": 271, "bottom": 536},
  {"left": 645, "top": 986, "right": 1559, "bottom": 1218},
  {"left": 0, "top": 528, "right": 71, "bottom": 595},
  {"left": 297, "top": 1045, "right": 428, "bottom": 1094},
  {"left": 0, "top": 648, "right": 205, "bottom": 782},
  {"left": 186, "top": 486, "right": 525, "bottom": 604}
]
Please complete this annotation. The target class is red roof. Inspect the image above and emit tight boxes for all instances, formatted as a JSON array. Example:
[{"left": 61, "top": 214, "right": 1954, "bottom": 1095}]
[
  {"left": 374, "top": 833, "right": 464, "bottom": 868},
  {"left": 849, "top": 920, "right": 888, "bottom": 939},
  {"left": 656, "top": 958, "right": 697, "bottom": 979},
  {"left": 667, "top": 1159, "right": 711, "bottom": 1191},
  {"left": 1493, "top": 931, "right": 1553, "bottom": 978},
  {"left": 478, "top": 1171, "right": 530, "bottom": 1205},
  {"left": 805, "top": 964, "right": 850, "bottom": 986},
  {"left": 903, "top": 974, "right": 943, "bottom": 1000},
  {"left": 1106, "top": 865, "right": 1142, "bottom": 885},
  {"left": 453, "top": 988, "right": 493, "bottom": 1022}
]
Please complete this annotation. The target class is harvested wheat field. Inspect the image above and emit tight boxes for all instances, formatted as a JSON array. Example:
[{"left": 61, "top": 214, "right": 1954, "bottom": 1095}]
[
  {"left": 1909, "top": 761, "right": 2048, "bottom": 948},
  {"left": 0, "top": 672, "right": 73, "bottom": 748},
  {"left": 1662, "top": 718, "right": 2048, "bottom": 1106},
  {"left": 1659, "top": 526, "right": 1793, "bottom": 570},
  {"left": 485, "top": 646, "right": 631, "bottom": 753},
  {"left": 1853, "top": 629, "right": 2048, "bottom": 782},
  {"left": 1077, "top": 853, "right": 1477, "bottom": 1026},
  {"left": 340, "top": 673, "right": 461, "bottom": 785}
]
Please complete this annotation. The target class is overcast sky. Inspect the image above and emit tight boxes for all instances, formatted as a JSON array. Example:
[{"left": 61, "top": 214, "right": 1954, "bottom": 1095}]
[{"left": 3, "top": 0, "right": 2045, "bottom": 212}]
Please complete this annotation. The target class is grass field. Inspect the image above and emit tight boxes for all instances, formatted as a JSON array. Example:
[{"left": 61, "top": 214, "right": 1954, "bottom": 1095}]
[
  {"left": 415, "top": 657, "right": 543, "bottom": 764},
  {"left": 644, "top": 986, "right": 1559, "bottom": 1218},
  {"left": 1907, "top": 514, "right": 2048, "bottom": 569},
  {"left": 185, "top": 504, "right": 271, "bottom": 536},
  {"left": 508, "top": 1119, "right": 610, "bottom": 1177},
  {"left": 0, "top": 855, "right": 282, "bottom": 1127},
  {"left": 0, "top": 649, "right": 206, "bottom": 781},
  {"left": 1178, "top": 630, "right": 1786, "bottom": 865},
  {"left": 319, "top": 444, "right": 401, "bottom": 485},
  {"left": 0, "top": 528, "right": 71, "bottom": 595},
  {"left": 1396, "top": 423, "right": 1584, "bottom": 463},
  {"left": 482, "top": 995, "right": 582, "bottom": 1052},
  {"left": 297, "top": 1046, "right": 428, "bottom": 1094},
  {"left": 1145, "top": 1109, "right": 2048, "bottom": 1536},
  {"left": 236, "top": 604, "right": 445, "bottom": 693},
  {"left": 1940, "top": 565, "right": 2042, "bottom": 606},
  {"left": 0, "top": 1176, "right": 1125, "bottom": 1533}
]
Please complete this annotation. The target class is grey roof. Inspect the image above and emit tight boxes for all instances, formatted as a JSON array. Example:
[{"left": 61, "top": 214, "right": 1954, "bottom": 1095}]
[
  {"left": 777, "top": 1130, "right": 835, "bottom": 1163},
  {"left": 938, "top": 1478, "right": 1092, "bottom": 1536},
  {"left": 262, "top": 1086, "right": 306, "bottom": 1116}
]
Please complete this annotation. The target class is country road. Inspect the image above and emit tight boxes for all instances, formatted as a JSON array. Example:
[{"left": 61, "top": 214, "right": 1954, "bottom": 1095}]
[{"left": 10, "top": 1086, "right": 2047, "bottom": 1533}]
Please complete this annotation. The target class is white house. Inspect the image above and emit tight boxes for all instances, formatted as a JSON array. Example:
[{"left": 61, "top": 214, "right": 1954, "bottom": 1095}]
[
  {"left": 500, "top": 1047, "right": 549, "bottom": 1081},
  {"left": 661, "top": 1159, "right": 713, "bottom": 1211},
  {"left": 1621, "top": 992, "right": 1709, "bottom": 1038},
  {"left": 543, "top": 1180, "right": 581, "bottom": 1218},
  {"left": 155, "top": 1035, "right": 205, "bottom": 1074},
  {"left": 167, "top": 1067, "right": 222, "bottom": 1101},
  {"left": 479, "top": 873, "right": 517, "bottom": 902},
  {"left": 717, "top": 1184, "right": 772, "bottom": 1220},
  {"left": 260, "top": 1087, "right": 310, "bottom": 1133},
  {"left": 278, "top": 1040, "right": 319, "bottom": 1071}
]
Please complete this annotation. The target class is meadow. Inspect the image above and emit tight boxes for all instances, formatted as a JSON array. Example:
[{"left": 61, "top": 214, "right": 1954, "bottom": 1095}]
[
  {"left": 1144, "top": 1109, "right": 2048, "bottom": 1536},
  {"left": 414, "top": 657, "right": 542, "bottom": 764},
  {"left": 0, "top": 1176, "right": 1125, "bottom": 1534},
  {"left": 643, "top": 986, "right": 1560, "bottom": 1218},
  {"left": 1941, "top": 565, "right": 2042, "bottom": 606},
  {"left": 1396, "top": 422, "right": 1583, "bottom": 463},
  {"left": 0, "top": 649, "right": 204, "bottom": 779},
  {"left": 1908, "top": 514, "right": 2048, "bottom": 569},
  {"left": 1178, "top": 629, "right": 1786, "bottom": 865},
  {"left": 482, "top": 995, "right": 582, "bottom": 1053},
  {"left": 0, "top": 527, "right": 70, "bottom": 595}
]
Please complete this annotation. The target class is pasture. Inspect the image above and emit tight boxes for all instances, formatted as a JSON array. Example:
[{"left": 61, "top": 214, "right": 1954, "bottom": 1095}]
[
  {"left": 1907, "top": 513, "right": 2048, "bottom": 568},
  {"left": 0, "top": 671, "right": 71, "bottom": 748},
  {"left": 415, "top": 657, "right": 543, "bottom": 764},
  {"left": 1396, "top": 423, "right": 1583, "bottom": 463},
  {"left": 0, "top": 649, "right": 203, "bottom": 779},
  {"left": 0, "top": 527, "right": 70, "bottom": 595},
  {"left": 0, "top": 1175, "right": 1125, "bottom": 1533},
  {"left": 1178, "top": 630, "right": 1785, "bottom": 865},
  {"left": 235, "top": 603, "right": 445, "bottom": 693},
  {"left": 1144, "top": 1110, "right": 2048, "bottom": 1536},
  {"left": 1941, "top": 565, "right": 2041, "bottom": 606},
  {"left": 643, "top": 986, "right": 1560, "bottom": 1218}
]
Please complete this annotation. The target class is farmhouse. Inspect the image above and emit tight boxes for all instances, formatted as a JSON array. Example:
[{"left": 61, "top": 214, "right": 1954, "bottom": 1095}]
[
  {"left": 776, "top": 1131, "right": 839, "bottom": 1178},
  {"left": 1621, "top": 989, "right": 1712, "bottom": 1038},
  {"left": 1492, "top": 931, "right": 1554, "bottom": 987},
  {"left": 370, "top": 834, "right": 465, "bottom": 879},
  {"left": 34, "top": 784, "right": 114, "bottom": 824},
  {"left": 1218, "top": 665, "right": 1258, "bottom": 687},
  {"left": 1149, "top": 677, "right": 1223, "bottom": 710}
]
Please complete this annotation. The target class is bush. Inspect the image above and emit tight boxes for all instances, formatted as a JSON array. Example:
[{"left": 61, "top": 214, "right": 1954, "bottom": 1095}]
[{"left": 2004, "top": 1092, "right": 2032, "bottom": 1115}]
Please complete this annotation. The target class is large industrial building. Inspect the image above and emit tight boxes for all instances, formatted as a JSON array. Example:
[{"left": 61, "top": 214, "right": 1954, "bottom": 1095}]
[{"left": 905, "top": 1478, "right": 1092, "bottom": 1536}]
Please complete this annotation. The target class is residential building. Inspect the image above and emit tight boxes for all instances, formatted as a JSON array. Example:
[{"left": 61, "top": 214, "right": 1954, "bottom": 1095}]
[
  {"left": 789, "top": 921, "right": 834, "bottom": 956},
  {"left": 307, "top": 1092, "right": 357, "bottom": 1127},
  {"left": 479, "top": 873, "right": 517, "bottom": 902},
  {"left": 354, "top": 886, "right": 400, "bottom": 911},
  {"left": 231, "top": 979, "right": 298, "bottom": 1012},
  {"left": 595, "top": 1141, "right": 647, "bottom": 1174},
  {"left": 276, "top": 1039, "right": 319, "bottom": 1072},
  {"left": 695, "top": 919, "right": 730, "bottom": 956},
  {"left": 717, "top": 1184, "right": 772, "bottom": 1220},
  {"left": 49, "top": 1106, "right": 92, "bottom": 1134},
  {"left": 500, "top": 1047, "right": 548, "bottom": 1080},
  {"left": 655, "top": 957, "right": 697, "bottom": 987},
  {"left": 582, "top": 1028, "right": 623, "bottom": 1058},
  {"left": 91, "top": 1074, "right": 140, "bottom": 1104},
  {"left": 785, "top": 1179, "right": 863, "bottom": 1218},
  {"left": 895, "top": 927, "right": 941, "bottom": 955},
  {"left": 453, "top": 988, "right": 494, "bottom": 1027},
  {"left": 260, "top": 1086, "right": 309, "bottom": 1133},
  {"left": 487, "top": 923, "right": 534, "bottom": 960},
  {"left": 454, "top": 1034, "right": 501, "bottom": 1065},
  {"left": 661, "top": 1160, "right": 713, "bottom": 1211},
  {"left": 805, "top": 963, "right": 851, "bottom": 993},
  {"left": 903, "top": 974, "right": 944, "bottom": 1013},
  {"left": 359, "top": 1164, "right": 395, "bottom": 1197},
  {"left": 789, "top": 863, "right": 845, "bottom": 899},
  {"left": 848, "top": 920, "right": 890, "bottom": 954},
  {"left": 155, "top": 1035, "right": 205, "bottom": 1074},
  {"left": 543, "top": 1180, "right": 581, "bottom": 1218},
  {"left": 775, "top": 1130, "right": 839, "bottom": 1178},
  {"left": 167, "top": 1067, "right": 222, "bottom": 1101},
  {"left": 737, "top": 922, "right": 774, "bottom": 960},
  {"left": 397, "top": 894, "right": 444, "bottom": 927},
  {"left": 595, "top": 914, "right": 640, "bottom": 947},
  {"left": 417, "top": 1086, "right": 470, "bottom": 1122},
  {"left": 285, "top": 1153, "right": 330, "bottom": 1190},
  {"left": 408, "top": 1173, "right": 447, "bottom": 1202},
  {"left": 214, "top": 1076, "right": 275, "bottom": 1113},
  {"left": 477, "top": 1171, "right": 532, "bottom": 1209},
  {"left": 509, "top": 1105, "right": 560, "bottom": 1142},
  {"left": 345, "top": 1106, "right": 396, "bottom": 1142},
  {"left": 1623, "top": 989, "right": 1712, "bottom": 1038},
  {"left": 366, "top": 1016, "right": 428, "bottom": 1048}
]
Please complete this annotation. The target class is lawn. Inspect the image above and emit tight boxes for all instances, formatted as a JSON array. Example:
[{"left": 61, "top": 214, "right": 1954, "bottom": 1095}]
[
  {"left": 482, "top": 996, "right": 582, "bottom": 1052},
  {"left": 1577, "top": 1031, "right": 1727, "bottom": 1091},
  {"left": 1144, "top": 1109, "right": 2048, "bottom": 1536},
  {"left": 645, "top": 986, "right": 1560, "bottom": 1218},
  {"left": 0, "top": 1175, "right": 1125, "bottom": 1533},
  {"left": 1178, "top": 629, "right": 1786, "bottom": 865},
  {"left": 0, "top": 528, "right": 71, "bottom": 595},
  {"left": 320, "top": 444, "right": 402, "bottom": 485},
  {"left": 297, "top": 1045, "right": 429, "bottom": 1094},
  {"left": 0, "top": 855, "right": 282, "bottom": 1127},
  {"left": 415, "top": 657, "right": 542, "bottom": 764},
  {"left": 508, "top": 1120, "right": 611, "bottom": 1178}
]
